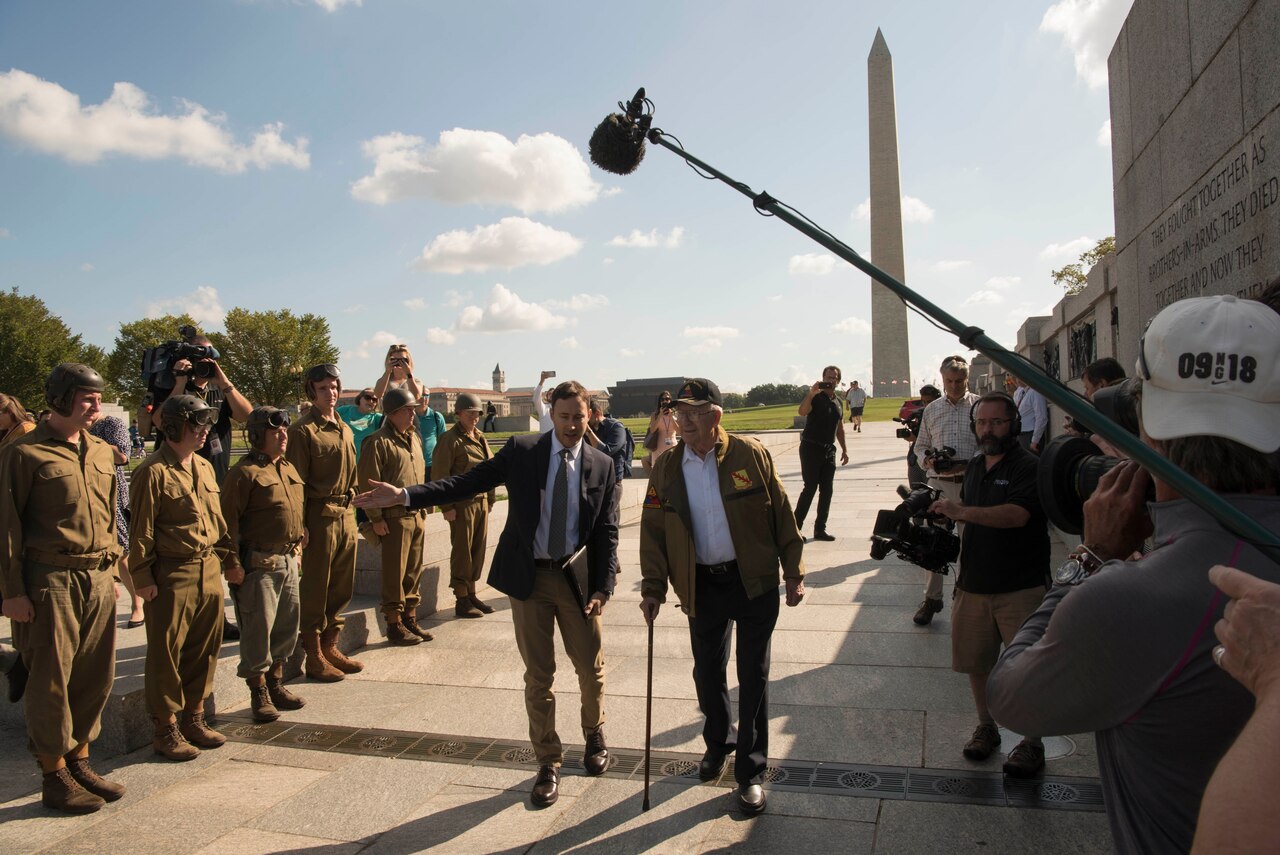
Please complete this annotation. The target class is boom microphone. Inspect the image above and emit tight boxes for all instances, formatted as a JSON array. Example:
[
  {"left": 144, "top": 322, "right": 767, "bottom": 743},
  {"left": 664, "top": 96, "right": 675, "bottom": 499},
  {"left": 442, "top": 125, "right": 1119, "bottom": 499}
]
[{"left": 589, "top": 87, "right": 651, "bottom": 175}]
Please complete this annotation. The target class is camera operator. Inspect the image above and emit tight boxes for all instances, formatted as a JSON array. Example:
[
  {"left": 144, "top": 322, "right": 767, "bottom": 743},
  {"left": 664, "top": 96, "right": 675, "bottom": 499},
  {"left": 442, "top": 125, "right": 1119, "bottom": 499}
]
[
  {"left": 163, "top": 334, "right": 252, "bottom": 484},
  {"left": 795, "top": 366, "right": 849, "bottom": 541},
  {"left": 910, "top": 356, "right": 980, "bottom": 625},
  {"left": 927, "top": 391, "right": 1050, "bottom": 777},
  {"left": 986, "top": 294, "right": 1280, "bottom": 855},
  {"left": 902, "top": 385, "right": 941, "bottom": 488},
  {"left": 1063, "top": 357, "right": 1128, "bottom": 440}
]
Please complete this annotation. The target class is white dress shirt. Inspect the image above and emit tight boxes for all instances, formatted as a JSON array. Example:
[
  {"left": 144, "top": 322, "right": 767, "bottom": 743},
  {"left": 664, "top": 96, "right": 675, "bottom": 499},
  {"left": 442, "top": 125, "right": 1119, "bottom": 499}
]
[
  {"left": 682, "top": 443, "right": 736, "bottom": 565},
  {"left": 533, "top": 433, "right": 582, "bottom": 559},
  {"left": 1016, "top": 386, "right": 1049, "bottom": 445}
]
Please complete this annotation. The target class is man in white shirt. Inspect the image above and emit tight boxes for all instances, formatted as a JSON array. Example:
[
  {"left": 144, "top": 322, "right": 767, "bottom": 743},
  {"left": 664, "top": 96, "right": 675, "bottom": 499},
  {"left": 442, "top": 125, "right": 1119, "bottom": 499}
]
[{"left": 1012, "top": 377, "right": 1049, "bottom": 453}]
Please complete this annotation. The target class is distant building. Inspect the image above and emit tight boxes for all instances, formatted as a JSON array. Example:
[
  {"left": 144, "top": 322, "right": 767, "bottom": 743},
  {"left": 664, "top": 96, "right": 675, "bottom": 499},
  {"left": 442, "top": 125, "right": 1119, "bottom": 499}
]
[{"left": 607, "top": 376, "right": 686, "bottom": 418}]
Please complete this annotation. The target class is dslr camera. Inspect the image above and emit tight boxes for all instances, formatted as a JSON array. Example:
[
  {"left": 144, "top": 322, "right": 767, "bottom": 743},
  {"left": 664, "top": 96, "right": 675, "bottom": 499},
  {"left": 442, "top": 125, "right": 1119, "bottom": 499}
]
[
  {"left": 923, "top": 445, "right": 959, "bottom": 473},
  {"left": 869, "top": 484, "right": 961, "bottom": 574},
  {"left": 140, "top": 325, "right": 221, "bottom": 395}
]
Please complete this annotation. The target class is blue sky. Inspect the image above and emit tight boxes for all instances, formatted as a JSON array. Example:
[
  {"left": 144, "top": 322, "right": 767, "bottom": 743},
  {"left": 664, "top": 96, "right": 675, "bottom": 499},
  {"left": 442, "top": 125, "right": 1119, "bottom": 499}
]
[{"left": 0, "top": 0, "right": 1131, "bottom": 395}]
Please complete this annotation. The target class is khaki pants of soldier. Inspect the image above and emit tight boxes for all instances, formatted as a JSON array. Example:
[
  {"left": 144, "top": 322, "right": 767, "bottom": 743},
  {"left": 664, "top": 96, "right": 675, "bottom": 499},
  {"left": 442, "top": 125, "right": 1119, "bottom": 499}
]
[
  {"left": 448, "top": 499, "right": 488, "bottom": 598},
  {"left": 300, "top": 502, "right": 357, "bottom": 634},
  {"left": 144, "top": 554, "right": 224, "bottom": 718},
  {"left": 379, "top": 512, "right": 425, "bottom": 619},
  {"left": 13, "top": 561, "right": 116, "bottom": 757},
  {"left": 922, "top": 477, "right": 966, "bottom": 600},
  {"left": 232, "top": 551, "right": 301, "bottom": 679},
  {"left": 509, "top": 567, "right": 605, "bottom": 767}
]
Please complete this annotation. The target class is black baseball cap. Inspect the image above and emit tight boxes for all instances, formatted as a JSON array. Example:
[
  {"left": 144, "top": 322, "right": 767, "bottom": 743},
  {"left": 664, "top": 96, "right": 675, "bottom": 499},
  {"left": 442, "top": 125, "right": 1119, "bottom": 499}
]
[{"left": 674, "top": 378, "right": 722, "bottom": 407}]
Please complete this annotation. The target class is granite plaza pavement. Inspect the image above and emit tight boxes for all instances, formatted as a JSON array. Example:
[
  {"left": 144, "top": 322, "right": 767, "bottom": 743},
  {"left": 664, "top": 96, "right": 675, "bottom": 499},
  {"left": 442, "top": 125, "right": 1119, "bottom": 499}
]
[{"left": 0, "top": 423, "right": 1114, "bottom": 854}]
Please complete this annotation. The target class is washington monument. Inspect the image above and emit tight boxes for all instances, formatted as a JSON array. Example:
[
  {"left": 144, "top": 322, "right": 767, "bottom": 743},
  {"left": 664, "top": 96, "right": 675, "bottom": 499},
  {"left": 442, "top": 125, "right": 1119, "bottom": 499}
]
[{"left": 867, "top": 28, "right": 912, "bottom": 398}]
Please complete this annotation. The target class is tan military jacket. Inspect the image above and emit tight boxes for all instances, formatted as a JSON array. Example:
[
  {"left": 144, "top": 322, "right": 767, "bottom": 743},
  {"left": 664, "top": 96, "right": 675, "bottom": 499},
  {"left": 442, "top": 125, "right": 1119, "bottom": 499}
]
[
  {"left": 221, "top": 451, "right": 306, "bottom": 551},
  {"left": 128, "top": 443, "right": 238, "bottom": 590},
  {"left": 286, "top": 409, "right": 356, "bottom": 501},
  {"left": 640, "top": 427, "right": 805, "bottom": 617},
  {"left": 0, "top": 423, "right": 119, "bottom": 599},
  {"left": 357, "top": 423, "right": 425, "bottom": 523},
  {"left": 430, "top": 422, "right": 494, "bottom": 513}
]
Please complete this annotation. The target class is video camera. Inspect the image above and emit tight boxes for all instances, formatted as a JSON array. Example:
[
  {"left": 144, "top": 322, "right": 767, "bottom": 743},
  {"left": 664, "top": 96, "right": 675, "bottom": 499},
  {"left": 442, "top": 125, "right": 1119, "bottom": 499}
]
[
  {"left": 140, "top": 325, "right": 221, "bottom": 396},
  {"left": 869, "top": 484, "right": 961, "bottom": 574},
  {"left": 892, "top": 409, "right": 923, "bottom": 441},
  {"left": 923, "top": 445, "right": 959, "bottom": 473}
]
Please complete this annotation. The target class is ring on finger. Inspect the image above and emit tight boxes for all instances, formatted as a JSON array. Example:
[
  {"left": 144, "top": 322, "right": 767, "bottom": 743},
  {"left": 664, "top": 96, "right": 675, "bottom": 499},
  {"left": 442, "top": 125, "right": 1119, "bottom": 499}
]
[{"left": 1212, "top": 644, "right": 1226, "bottom": 668}]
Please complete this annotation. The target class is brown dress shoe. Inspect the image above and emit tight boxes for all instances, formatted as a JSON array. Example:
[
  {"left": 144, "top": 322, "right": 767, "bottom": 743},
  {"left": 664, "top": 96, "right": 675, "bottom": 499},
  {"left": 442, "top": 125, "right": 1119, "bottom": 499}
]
[
  {"left": 531, "top": 764, "right": 559, "bottom": 807},
  {"left": 583, "top": 728, "right": 609, "bottom": 776},
  {"left": 401, "top": 612, "right": 434, "bottom": 642},
  {"left": 267, "top": 661, "right": 306, "bottom": 710},
  {"left": 249, "top": 680, "right": 281, "bottom": 722},
  {"left": 180, "top": 710, "right": 227, "bottom": 749},
  {"left": 386, "top": 621, "right": 422, "bottom": 646},
  {"left": 1002, "top": 740, "right": 1046, "bottom": 778},
  {"left": 455, "top": 597, "right": 483, "bottom": 619},
  {"left": 301, "top": 631, "right": 344, "bottom": 682},
  {"left": 65, "top": 757, "right": 125, "bottom": 802},
  {"left": 41, "top": 767, "right": 104, "bottom": 814},
  {"left": 321, "top": 626, "right": 364, "bottom": 674},
  {"left": 963, "top": 722, "right": 1002, "bottom": 761},
  {"left": 152, "top": 719, "right": 200, "bottom": 761},
  {"left": 468, "top": 594, "right": 495, "bottom": 615}
]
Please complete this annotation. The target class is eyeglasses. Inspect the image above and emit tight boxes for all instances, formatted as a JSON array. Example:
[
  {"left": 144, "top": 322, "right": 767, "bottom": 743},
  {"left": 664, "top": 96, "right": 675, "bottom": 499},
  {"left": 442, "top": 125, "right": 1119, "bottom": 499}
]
[
  {"left": 673, "top": 408, "right": 714, "bottom": 424},
  {"left": 973, "top": 418, "right": 1010, "bottom": 428}
]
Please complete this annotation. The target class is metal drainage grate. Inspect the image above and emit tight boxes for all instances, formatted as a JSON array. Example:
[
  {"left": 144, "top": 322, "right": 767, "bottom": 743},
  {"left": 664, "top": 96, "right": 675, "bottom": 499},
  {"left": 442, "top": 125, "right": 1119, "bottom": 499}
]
[
  {"left": 331, "top": 729, "right": 425, "bottom": 757},
  {"left": 1005, "top": 777, "right": 1107, "bottom": 812},
  {"left": 812, "top": 764, "right": 907, "bottom": 799},
  {"left": 402, "top": 736, "right": 491, "bottom": 765},
  {"left": 284, "top": 726, "right": 356, "bottom": 750},
  {"left": 213, "top": 719, "right": 295, "bottom": 744},
  {"left": 907, "top": 770, "right": 1008, "bottom": 806}
]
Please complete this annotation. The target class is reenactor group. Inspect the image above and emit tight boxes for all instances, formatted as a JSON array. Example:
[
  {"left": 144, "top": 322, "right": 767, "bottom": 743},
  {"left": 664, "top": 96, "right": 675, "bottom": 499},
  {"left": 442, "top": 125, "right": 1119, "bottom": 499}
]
[{"left": 0, "top": 360, "right": 459, "bottom": 814}]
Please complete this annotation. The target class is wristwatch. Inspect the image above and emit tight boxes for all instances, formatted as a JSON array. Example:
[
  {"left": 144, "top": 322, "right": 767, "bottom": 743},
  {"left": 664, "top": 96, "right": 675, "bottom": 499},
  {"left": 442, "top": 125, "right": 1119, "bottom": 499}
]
[{"left": 1053, "top": 545, "right": 1108, "bottom": 586}]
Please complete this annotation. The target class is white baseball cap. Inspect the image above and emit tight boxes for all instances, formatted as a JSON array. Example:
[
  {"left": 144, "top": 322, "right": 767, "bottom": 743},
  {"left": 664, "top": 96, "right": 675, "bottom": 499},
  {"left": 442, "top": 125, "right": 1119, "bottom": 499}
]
[{"left": 1137, "top": 294, "right": 1280, "bottom": 452}]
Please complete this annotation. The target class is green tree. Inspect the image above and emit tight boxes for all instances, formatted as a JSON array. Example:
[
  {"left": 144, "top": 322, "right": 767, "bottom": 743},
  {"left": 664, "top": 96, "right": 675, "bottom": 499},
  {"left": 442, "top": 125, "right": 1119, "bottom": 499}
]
[
  {"left": 218, "top": 308, "right": 339, "bottom": 407},
  {"left": 745, "top": 383, "right": 809, "bottom": 406},
  {"left": 1052, "top": 235, "right": 1116, "bottom": 296},
  {"left": 0, "top": 288, "right": 112, "bottom": 408},
  {"left": 105, "top": 314, "right": 198, "bottom": 412},
  {"left": 721, "top": 391, "right": 747, "bottom": 410}
]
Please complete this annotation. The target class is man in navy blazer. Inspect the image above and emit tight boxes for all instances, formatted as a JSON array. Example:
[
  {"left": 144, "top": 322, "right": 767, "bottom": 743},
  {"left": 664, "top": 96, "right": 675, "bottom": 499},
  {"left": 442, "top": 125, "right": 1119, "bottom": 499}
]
[{"left": 355, "top": 380, "right": 619, "bottom": 808}]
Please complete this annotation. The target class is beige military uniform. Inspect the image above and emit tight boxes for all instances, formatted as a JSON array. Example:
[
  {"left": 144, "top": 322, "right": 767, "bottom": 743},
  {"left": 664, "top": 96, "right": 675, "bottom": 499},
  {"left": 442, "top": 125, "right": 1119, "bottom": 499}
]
[
  {"left": 431, "top": 423, "right": 494, "bottom": 598},
  {"left": 221, "top": 452, "right": 306, "bottom": 678},
  {"left": 130, "top": 444, "right": 238, "bottom": 718},
  {"left": 286, "top": 410, "right": 357, "bottom": 634},
  {"left": 358, "top": 424, "right": 427, "bottom": 619},
  {"left": 0, "top": 423, "right": 119, "bottom": 758}
]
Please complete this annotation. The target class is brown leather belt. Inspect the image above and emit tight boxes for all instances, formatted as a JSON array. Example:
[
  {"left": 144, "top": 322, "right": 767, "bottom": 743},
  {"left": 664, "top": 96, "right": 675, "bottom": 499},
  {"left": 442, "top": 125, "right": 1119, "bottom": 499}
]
[
  {"left": 244, "top": 540, "right": 303, "bottom": 556},
  {"left": 24, "top": 549, "right": 115, "bottom": 571}
]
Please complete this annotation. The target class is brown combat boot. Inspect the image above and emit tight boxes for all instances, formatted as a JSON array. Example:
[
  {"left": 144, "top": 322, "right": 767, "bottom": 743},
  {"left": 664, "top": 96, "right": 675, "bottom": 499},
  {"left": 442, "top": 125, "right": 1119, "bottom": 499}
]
[
  {"left": 321, "top": 626, "right": 364, "bottom": 674},
  {"left": 385, "top": 620, "right": 422, "bottom": 646},
  {"left": 152, "top": 718, "right": 200, "bottom": 761},
  {"left": 301, "top": 630, "right": 344, "bottom": 682},
  {"left": 455, "top": 597, "right": 483, "bottom": 619},
  {"left": 41, "top": 766, "right": 104, "bottom": 814},
  {"left": 64, "top": 757, "right": 125, "bottom": 802},
  {"left": 266, "top": 660, "right": 306, "bottom": 710},
  {"left": 179, "top": 709, "right": 227, "bottom": 749},
  {"left": 401, "top": 612, "right": 434, "bottom": 642},
  {"left": 468, "top": 593, "right": 495, "bottom": 615},
  {"left": 248, "top": 678, "right": 280, "bottom": 723}
]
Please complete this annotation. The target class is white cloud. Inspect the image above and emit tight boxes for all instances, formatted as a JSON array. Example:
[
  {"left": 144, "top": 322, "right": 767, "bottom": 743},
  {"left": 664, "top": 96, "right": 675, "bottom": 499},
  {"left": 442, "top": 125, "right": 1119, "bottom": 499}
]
[
  {"left": 684, "top": 325, "right": 739, "bottom": 355},
  {"left": 425, "top": 328, "right": 456, "bottom": 345},
  {"left": 984, "top": 276, "right": 1022, "bottom": 291},
  {"left": 0, "top": 69, "right": 309, "bottom": 172},
  {"left": 146, "top": 286, "right": 225, "bottom": 327},
  {"left": 1040, "top": 0, "right": 1133, "bottom": 89},
  {"left": 780, "top": 365, "right": 810, "bottom": 385},
  {"left": 964, "top": 290, "right": 1005, "bottom": 305},
  {"left": 603, "top": 187, "right": 622, "bottom": 197},
  {"left": 343, "top": 330, "right": 402, "bottom": 360},
  {"left": 560, "top": 337, "right": 580, "bottom": 350},
  {"left": 80, "top": 262, "right": 94, "bottom": 272},
  {"left": 1097, "top": 118, "right": 1111, "bottom": 147},
  {"left": 854, "top": 195, "right": 935, "bottom": 223},
  {"left": 403, "top": 297, "right": 426, "bottom": 310},
  {"left": 351, "top": 128, "right": 600, "bottom": 212},
  {"left": 413, "top": 217, "right": 582, "bottom": 274},
  {"left": 932, "top": 259, "right": 971, "bottom": 272},
  {"left": 619, "top": 347, "right": 644, "bottom": 358},
  {"left": 1040, "top": 236, "right": 1095, "bottom": 261},
  {"left": 607, "top": 226, "right": 684, "bottom": 248},
  {"left": 767, "top": 294, "right": 784, "bottom": 302},
  {"left": 441, "top": 289, "right": 472, "bottom": 308},
  {"left": 313, "top": 0, "right": 362, "bottom": 10},
  {"left": 788, "top": 253, "right": 838, "bottom": 276},
  {"left": 544, "top": 293, "right": 608, "bottom": 312},
  {"left": 831, "top": 316, "right": 872, "bottom": 335},
  {"left": 435, "top": 283, "right": 568, "bottom": 337},
  {"left": 602, "top": 257, "right": 614, "bottom": 265},
  {"left": 342, "top": 304, "right": 365, "bottom": 314},
  {"left": 0, "top": 227, "right": 10, "bottom": 239}
]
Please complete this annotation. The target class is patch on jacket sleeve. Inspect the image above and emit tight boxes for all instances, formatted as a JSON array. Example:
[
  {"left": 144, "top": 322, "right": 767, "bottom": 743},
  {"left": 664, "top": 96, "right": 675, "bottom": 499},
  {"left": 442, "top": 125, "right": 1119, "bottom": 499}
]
[
  {"left": 643, "top": 485, "right": 663, "bottom": 509},
  {"left": 731, "top": 468, "right": 754, "bottom": 490}
]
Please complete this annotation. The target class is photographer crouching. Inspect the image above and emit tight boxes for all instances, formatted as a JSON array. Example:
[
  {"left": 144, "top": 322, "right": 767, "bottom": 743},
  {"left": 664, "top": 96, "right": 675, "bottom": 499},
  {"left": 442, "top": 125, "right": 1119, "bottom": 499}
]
[
  {"left": 925, "top": 391, "right": 1051, "bottom": 777},
  {"left": 986, "top": 294, "right": 1280, "bottom": 854}
]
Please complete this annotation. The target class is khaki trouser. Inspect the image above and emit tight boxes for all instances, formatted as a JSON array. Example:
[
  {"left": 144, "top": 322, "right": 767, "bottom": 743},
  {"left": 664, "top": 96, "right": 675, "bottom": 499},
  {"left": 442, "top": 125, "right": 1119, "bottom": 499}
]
[
  {"left": 144, "top": 553, "right": 224, "bottom": 718},
  {"left": 232, "top": 550, "right": 301, "bottom": 678},
  {"left": 300, "top": 501, "right": 357, "bottom": 634},
  {"left": 509, "top": 567, "right": 605, "bottom": 766},
  {"left": 922, "top": 477, "right": 965, "bottom": 600},
  {"left": 13, "top": 561, "right": 116, "bottom": 757},
  {"left": 448, "top": 499, "right": 488, "bottom": 598},
  {"left": 377, "top": 511, "right": 426, "bottom": 618}
]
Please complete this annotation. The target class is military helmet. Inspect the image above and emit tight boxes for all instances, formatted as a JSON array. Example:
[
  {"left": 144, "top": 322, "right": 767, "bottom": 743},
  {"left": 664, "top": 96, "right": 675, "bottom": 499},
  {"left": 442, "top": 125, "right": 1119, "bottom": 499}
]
[
  {"left": 45, "top": 363, "right": 105, "bottom": 417},
  {"left": 455, "top": 392, "right": 484, "bottom": 413},
  {"left": 246, "top": 406, "right": 290, "bottom": 449},
  {"left": 159, "top": 394, "right": 216, "bottom": 442},
  {"left": 382, "top": 387, "right": 417, "bottom": 414}
]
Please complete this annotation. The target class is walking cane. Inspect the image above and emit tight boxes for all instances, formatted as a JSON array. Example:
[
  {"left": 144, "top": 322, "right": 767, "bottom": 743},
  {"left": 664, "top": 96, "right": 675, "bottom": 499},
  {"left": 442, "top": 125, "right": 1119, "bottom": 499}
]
[{"left": 643, "top": 616, "right": 654, "bottom": 811}]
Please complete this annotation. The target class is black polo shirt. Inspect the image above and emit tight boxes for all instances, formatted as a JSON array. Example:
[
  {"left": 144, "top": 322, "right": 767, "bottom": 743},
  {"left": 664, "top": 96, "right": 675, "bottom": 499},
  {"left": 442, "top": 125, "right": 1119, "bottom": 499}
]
[
  {"left": 801, "top": 392, "right": 843, "bottom": 445},
  {"left": 956, "top": 443, "right": 1050, "bottom": 594}
]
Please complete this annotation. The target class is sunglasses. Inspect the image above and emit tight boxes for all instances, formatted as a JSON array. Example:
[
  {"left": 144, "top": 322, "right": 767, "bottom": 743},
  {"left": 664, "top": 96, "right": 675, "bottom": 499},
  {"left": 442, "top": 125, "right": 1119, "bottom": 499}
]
[{"left": 360, "top": 394, "right": 379, "bottom": 403}]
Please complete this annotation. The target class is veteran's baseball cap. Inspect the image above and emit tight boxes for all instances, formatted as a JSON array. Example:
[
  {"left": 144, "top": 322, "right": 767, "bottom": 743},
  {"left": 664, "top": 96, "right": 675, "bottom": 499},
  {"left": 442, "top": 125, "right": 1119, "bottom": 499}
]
[
  {"left": 1138, "top": 294, "right": 1280, "bottom": 452},
  {"left": 674, "top": 378, "right": 722, "bottom": 407}
]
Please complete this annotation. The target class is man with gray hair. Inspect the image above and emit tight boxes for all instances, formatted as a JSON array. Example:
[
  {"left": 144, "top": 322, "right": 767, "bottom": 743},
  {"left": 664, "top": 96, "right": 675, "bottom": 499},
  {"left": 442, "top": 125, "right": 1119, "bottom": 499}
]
[
  {"left": 987, "top": 294, "right": 1280, "bottom": 854},
  {"left": 909, "top": 356, "right": 979, "bottom": 625}
]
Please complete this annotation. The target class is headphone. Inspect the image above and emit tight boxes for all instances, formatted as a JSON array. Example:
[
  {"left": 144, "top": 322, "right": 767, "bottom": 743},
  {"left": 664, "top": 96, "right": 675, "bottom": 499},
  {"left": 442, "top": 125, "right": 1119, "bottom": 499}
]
[{"left": 969, "top": 392, "right": 1022, "bottom": 439}]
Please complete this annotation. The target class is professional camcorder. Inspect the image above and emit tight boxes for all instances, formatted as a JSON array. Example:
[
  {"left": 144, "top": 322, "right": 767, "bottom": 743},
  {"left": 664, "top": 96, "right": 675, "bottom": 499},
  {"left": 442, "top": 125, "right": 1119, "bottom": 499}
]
[
  {"left": 140, "top": 325, "right": 221, "bottom": 396},
  {"left": 893, "top": 408, "right": 924, "bottom": 441},
  {"left": 869, "top": 484, "right": 961, "bottom": 574},
  {"left": 923, "top": 445, "right": 959, "bottom": 473}
]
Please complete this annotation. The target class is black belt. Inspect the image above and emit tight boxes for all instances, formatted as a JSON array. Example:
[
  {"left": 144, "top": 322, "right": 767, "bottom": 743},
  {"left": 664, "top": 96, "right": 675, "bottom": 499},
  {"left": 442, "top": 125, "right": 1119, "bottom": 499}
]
[
  {"left": 534, "top": 557, "right": 565, "bottom": 571},
  {"left": 696, "top": 560, "right": 738, "bottom": 576}
]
